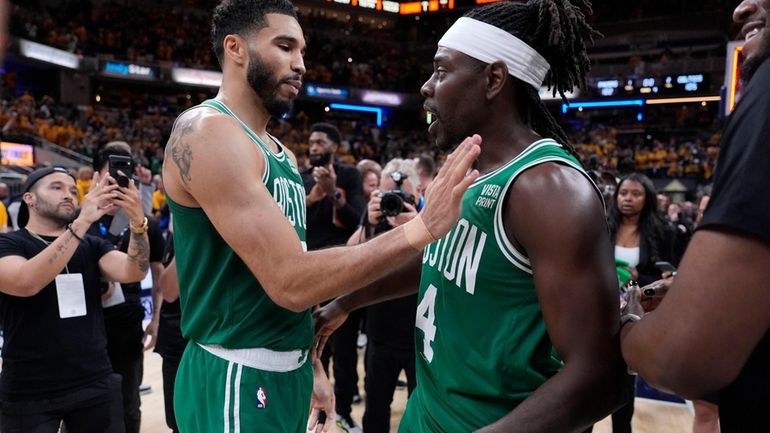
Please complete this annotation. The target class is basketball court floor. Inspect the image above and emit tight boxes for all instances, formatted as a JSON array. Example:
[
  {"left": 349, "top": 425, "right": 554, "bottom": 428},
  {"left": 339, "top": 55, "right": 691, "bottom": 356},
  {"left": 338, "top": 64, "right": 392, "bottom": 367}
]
[{"left": 139, "top": 349, "right": 694, "bottom": 433}]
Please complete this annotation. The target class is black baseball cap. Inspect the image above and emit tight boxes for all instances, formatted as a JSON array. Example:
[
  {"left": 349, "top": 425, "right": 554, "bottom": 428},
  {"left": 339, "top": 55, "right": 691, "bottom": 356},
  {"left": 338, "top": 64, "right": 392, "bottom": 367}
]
[{"left": 17, "top": 167, "right": 76, "bottom": 228}]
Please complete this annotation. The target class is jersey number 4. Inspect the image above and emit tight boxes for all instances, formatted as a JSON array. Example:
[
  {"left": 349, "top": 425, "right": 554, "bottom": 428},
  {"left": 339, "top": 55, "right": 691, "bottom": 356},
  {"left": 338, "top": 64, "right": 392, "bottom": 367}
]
[{"left": 415, "top": 284, "right": 437, "bottom": 363}]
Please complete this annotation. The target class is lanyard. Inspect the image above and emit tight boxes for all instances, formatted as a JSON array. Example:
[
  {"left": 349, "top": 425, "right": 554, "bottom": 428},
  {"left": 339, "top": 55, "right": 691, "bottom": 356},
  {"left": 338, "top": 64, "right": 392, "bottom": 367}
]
[{"left": 26, "top": 228, "right": 71, "bottom": 274}]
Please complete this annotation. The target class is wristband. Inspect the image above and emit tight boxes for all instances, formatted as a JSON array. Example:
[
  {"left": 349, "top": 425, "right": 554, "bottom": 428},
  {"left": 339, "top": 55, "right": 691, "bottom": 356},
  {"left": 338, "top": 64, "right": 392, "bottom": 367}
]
[
  {"left": 66, "top": 224, "right": 84, "bottom": 242},
  {"left": 403, "top": 215, "right": 437, "bottom": 250},
  {"left": 130, "top": 217, "right": 149, "bottom": 234}
]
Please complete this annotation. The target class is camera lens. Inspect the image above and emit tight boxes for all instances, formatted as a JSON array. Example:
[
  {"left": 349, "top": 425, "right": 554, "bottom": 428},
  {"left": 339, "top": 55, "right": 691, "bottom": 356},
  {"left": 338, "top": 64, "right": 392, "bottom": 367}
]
[{"left": 380, "top": 192, "right": 404, "bottom": 217}]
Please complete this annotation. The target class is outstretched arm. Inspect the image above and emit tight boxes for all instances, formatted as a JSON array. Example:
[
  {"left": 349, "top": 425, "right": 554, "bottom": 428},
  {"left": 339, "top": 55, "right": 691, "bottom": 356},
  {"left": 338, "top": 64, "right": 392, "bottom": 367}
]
[
  {"left": 314, "top": 256, "right": 422, "bottom": 355},
  {"left": 163, "top": 110, "right": 480, "bottom": 312},
  {"left": 621, "top": 229, "right": 770, "bottom": 398}
]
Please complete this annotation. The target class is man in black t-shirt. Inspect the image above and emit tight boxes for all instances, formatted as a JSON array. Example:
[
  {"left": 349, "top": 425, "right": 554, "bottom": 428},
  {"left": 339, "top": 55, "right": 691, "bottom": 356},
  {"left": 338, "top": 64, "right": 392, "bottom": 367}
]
[
  {"left": 302, "top": 122, "right": 366, "bottom": 432},
  {"left": 621, "top": 2, "right": 770, "bottom": 432},
  {"left": 155, "top": 232, "right": 188, "bottom": 433},
  {"left": 0, "top": 167, "right": 150, "bottom": 433},
  {"left": 89, "top": 147, "right": 165, "bottom": 433}
]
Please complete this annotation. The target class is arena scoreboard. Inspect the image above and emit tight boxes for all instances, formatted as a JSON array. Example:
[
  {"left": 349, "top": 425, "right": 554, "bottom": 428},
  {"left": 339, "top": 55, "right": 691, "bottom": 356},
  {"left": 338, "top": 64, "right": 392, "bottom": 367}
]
[{"left": 323, "top": 0, "right": 503, "bottom": 14}]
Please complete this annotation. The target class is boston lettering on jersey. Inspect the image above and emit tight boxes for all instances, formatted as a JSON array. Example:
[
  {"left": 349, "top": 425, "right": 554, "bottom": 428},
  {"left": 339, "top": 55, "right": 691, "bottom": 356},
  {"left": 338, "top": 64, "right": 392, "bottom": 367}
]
[
  {"left": 421, "top": 218, "right": 487, "bottom": 295},
  {"left": 167, "top": 99, "right": 312, "bottom": 351},
  {"left": 272, "top": 176, "right": 306, "bottom": 229},
  {"left": 404, "top": 140, "right": 600, "bottom": 432}
]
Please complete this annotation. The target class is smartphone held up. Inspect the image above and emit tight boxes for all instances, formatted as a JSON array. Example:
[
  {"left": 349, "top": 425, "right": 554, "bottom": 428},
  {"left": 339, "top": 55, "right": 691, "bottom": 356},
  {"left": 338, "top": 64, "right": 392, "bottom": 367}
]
[{"left": 108, "top": 155, "right": 135, "bottom": 188}]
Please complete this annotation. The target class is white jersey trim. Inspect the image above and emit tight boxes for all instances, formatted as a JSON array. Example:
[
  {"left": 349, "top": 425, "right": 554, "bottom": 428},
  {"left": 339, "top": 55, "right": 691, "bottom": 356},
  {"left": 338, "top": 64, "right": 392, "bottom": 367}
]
[
  {"left": 199, "top": 342, "right": 308, "bottom": 372},
  {"left": 197, "top": 100, "right": 271, "bottom": 184},
  {"left": 493, "top": 153, "right": 599, "bottom": 274},
  {"left": 223, "top": 361, "right": 233, "bottom": 433},
  {"left": 233, "top": 364, "right": 243, "bottom": 433},
  {"left": 470, "top": 138, "right": 559, "bottom": 188}
]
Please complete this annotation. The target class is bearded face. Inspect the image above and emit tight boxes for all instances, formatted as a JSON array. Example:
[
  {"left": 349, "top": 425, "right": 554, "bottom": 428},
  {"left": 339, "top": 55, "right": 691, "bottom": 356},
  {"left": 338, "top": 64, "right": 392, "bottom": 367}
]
[{"left": 247, "top": 49, "right": 297, "bottom": 118}]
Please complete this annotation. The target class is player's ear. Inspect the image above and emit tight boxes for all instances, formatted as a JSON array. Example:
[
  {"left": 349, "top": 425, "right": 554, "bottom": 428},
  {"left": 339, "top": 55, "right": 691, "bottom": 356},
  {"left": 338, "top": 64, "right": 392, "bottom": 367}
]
[
  {"left": 486, "top": 61, "right": 508, "bottom": 101},
  {"left": 223, "top": 34, "right": 248, "bottom": 67}
]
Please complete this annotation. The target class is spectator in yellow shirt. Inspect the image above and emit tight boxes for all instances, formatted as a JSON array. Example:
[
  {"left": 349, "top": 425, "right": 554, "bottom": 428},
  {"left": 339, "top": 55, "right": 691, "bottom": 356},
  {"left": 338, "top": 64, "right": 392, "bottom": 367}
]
[
  {"left": 76, "top": 166, "right": 93, "bottom": 203},
  {"left": 152, "top": 174, "right": 166, "bottom": 216},
  {"left": 0, "top": 182, "right": 8, "bottom": 232}
]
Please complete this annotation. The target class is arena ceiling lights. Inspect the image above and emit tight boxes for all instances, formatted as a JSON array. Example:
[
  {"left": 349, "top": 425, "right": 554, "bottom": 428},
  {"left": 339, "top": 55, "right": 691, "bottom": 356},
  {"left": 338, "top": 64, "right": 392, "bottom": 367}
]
[
  {"left": 561, "top": 99, "right": 644, "bottom": 114},
  {"left": 562, "top": 96, "right": 721, "bottom": 113},
  {"left": 328, "top": 103, "right": 384, "bottom": 126},
  {"left": 18, "top": 39, "right": 80, "bottom": 69}
]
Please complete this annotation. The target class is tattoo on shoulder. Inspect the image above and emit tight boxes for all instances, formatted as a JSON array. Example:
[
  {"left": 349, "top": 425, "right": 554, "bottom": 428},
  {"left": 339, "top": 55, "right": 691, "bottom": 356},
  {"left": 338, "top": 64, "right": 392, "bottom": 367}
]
[{"left": 166, "top": 118, "right": 195, "bottom": 185}]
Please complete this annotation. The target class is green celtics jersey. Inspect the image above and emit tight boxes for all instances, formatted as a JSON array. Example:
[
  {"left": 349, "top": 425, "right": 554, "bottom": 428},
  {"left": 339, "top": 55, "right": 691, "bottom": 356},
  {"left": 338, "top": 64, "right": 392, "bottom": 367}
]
[
  {"left": 167, "top": 99, "right": 312, "bottom": 351},
  {"left": 401, "top": 139, "right": 601, "bottom": 432}
]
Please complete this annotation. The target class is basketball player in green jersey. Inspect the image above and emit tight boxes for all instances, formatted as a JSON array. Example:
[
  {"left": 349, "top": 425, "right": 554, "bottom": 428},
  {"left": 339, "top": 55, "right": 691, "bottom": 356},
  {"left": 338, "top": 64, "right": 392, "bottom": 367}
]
[
  {"left": 161, "top": 1, "right": 481, "bottom": 432},
  {"left": 315, "top": 1, "right": 627, "bottom": 432}
]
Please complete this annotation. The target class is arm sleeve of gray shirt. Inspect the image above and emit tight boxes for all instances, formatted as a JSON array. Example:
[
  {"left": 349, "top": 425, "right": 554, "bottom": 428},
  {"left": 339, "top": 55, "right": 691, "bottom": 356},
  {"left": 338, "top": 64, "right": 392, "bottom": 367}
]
[{"left": 140, "top": 183, "right": 154, "bottom": 215}]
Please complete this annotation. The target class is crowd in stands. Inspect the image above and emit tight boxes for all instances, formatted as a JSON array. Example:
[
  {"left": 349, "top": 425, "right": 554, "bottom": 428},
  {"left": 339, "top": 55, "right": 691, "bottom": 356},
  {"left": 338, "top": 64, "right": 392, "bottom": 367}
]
[
  {"left": 1, "top": 90, "right": 720, "bottom": 184},
  {"left": 12, "top": 0, "right": 730, "bottom": 94},
  {"left": 11, "top": 1, "right": 216, "bottom": 68},
  {"left": 10, "top": 2, "right": 428, "bottom": 91},
  {"left": 0, "top": 89, "right": 438, "bottom": 174},
  {"left": 575, "top": 126, "right": 719, "bottom": 182},
  {"left": 588, "top": 0, "right": 727, "bottom": 24}
]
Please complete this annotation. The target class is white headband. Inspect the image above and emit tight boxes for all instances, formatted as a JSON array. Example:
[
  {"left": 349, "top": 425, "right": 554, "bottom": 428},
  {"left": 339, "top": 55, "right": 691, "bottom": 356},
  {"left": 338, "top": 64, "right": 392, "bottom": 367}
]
[{"left": 438, "top": 17, "right": 550, "bottom": 89}]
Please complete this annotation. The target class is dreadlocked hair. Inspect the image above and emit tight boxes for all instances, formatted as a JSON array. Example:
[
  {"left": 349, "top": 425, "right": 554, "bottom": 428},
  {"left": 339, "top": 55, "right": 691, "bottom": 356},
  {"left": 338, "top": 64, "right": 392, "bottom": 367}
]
[{"left": 465, "top": 0, "right": 600, "bottom": 159}]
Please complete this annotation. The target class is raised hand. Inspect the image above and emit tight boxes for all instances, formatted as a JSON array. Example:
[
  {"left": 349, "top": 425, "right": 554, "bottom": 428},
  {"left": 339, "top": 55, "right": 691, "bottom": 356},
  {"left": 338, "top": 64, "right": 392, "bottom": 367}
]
[
  {"left": 367, "top": 189, "right": 383, "bottom": 225},
  {"left": 112, "top": 172, "right": 145, "bottom": 226},
  {"left": 313, "top": 164, "right": 337, "bottom": 197},
  {"left": 419, "top": 135, "right": 481, "bottom": 239},
  {"left": 312, "top": 301, "right": 349, "bottom": 361},
  {"left": 78, "top": 172, "right": 120, "bottom": 225}
]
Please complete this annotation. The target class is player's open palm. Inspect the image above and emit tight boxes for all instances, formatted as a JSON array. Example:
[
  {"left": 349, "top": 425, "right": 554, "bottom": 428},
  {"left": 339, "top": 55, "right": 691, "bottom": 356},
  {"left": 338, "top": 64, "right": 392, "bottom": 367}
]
[{"left": 420, "top": 135, "right": 481, "bottom": 239}]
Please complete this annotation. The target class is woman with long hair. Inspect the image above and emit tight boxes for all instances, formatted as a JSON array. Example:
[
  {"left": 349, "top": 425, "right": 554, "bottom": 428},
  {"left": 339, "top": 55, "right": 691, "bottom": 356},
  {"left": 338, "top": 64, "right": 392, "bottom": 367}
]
[
  {"left": 607, "top": 173, "right": 675, "bottom": 433},
  {"left": 609, "top": 173, "right": 676, "bottom": 287}
]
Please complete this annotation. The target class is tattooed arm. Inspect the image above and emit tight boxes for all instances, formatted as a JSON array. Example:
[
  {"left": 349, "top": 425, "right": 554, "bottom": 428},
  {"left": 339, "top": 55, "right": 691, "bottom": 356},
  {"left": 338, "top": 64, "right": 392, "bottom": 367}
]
[
  {"left": 97, "top": 231, "right": 150, "bottom": 283},
  {"left": 99, "top": 175, "right": 151, "bottom": 283},
  {"left": 162, "top": 107, "right": 480, "bottom": 312},
  {"left": 0, "top": 218, "right": 90, "bottom": 296},
  {"left": 0, "top": 173, "right": 121, "bottom": 297}
]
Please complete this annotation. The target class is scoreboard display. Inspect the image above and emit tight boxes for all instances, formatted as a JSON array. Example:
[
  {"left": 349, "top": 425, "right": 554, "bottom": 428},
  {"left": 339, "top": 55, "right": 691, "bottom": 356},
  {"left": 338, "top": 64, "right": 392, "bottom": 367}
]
[
  {"left": 591, "top": 73, "right": 710, "bottom": 97},
  {"left": 322, "top": 0, "right": 502, "bottom": 14}
]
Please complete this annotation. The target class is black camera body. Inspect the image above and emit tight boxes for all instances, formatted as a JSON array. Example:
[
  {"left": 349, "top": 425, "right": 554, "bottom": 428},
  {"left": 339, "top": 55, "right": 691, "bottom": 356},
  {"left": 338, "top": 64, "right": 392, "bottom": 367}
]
[{"left": 380, "top": 171, "right": 415, "bottom": 217}]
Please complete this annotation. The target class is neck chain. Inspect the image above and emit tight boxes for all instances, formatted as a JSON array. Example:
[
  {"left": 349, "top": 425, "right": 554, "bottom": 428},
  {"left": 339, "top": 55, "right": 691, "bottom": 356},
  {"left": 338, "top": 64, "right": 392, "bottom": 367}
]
[{"left": 26, "top": 228, "right": 71, "bottom": 274}]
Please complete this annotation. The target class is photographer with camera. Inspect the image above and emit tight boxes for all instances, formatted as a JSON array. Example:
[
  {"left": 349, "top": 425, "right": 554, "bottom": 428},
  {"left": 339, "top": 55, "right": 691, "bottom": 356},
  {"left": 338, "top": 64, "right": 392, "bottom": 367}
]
[
  {"left": 347, "top": 158, "right": 421, "bottom": 433},
  {"left": 302, "top": 122, "right": 367, "bottom": 432}
]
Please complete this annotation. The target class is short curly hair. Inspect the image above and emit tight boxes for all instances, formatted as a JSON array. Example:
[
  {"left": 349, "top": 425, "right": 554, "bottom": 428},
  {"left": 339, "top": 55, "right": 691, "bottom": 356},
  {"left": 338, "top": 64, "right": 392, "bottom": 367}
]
[{"left": 211, "top": 0, "right": 297, "bottom": 67}]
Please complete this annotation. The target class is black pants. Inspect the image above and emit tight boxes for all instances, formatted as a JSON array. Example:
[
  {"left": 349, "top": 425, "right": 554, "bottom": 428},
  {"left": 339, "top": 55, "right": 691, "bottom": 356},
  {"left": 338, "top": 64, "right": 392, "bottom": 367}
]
[
  {"left": 321, "top": 309, "right": 362, "bottom": 417},
  {"left": 611, "top": 374, "right": 636, "bottom": 433},
  {"left": 363, "top": 343, "right": 416, "bottom": 433},
  {"left": 106, "top": 321, "right": 144, "bottom": 433},
  {"left": 161, "top": 356, "right": 182, "bottom": 433},
  {"left": 583, "top": 374, "right": 636, "bottom": 433},
  {"left": 0, "top": 374, "right": 124, "bottom": 433}
]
